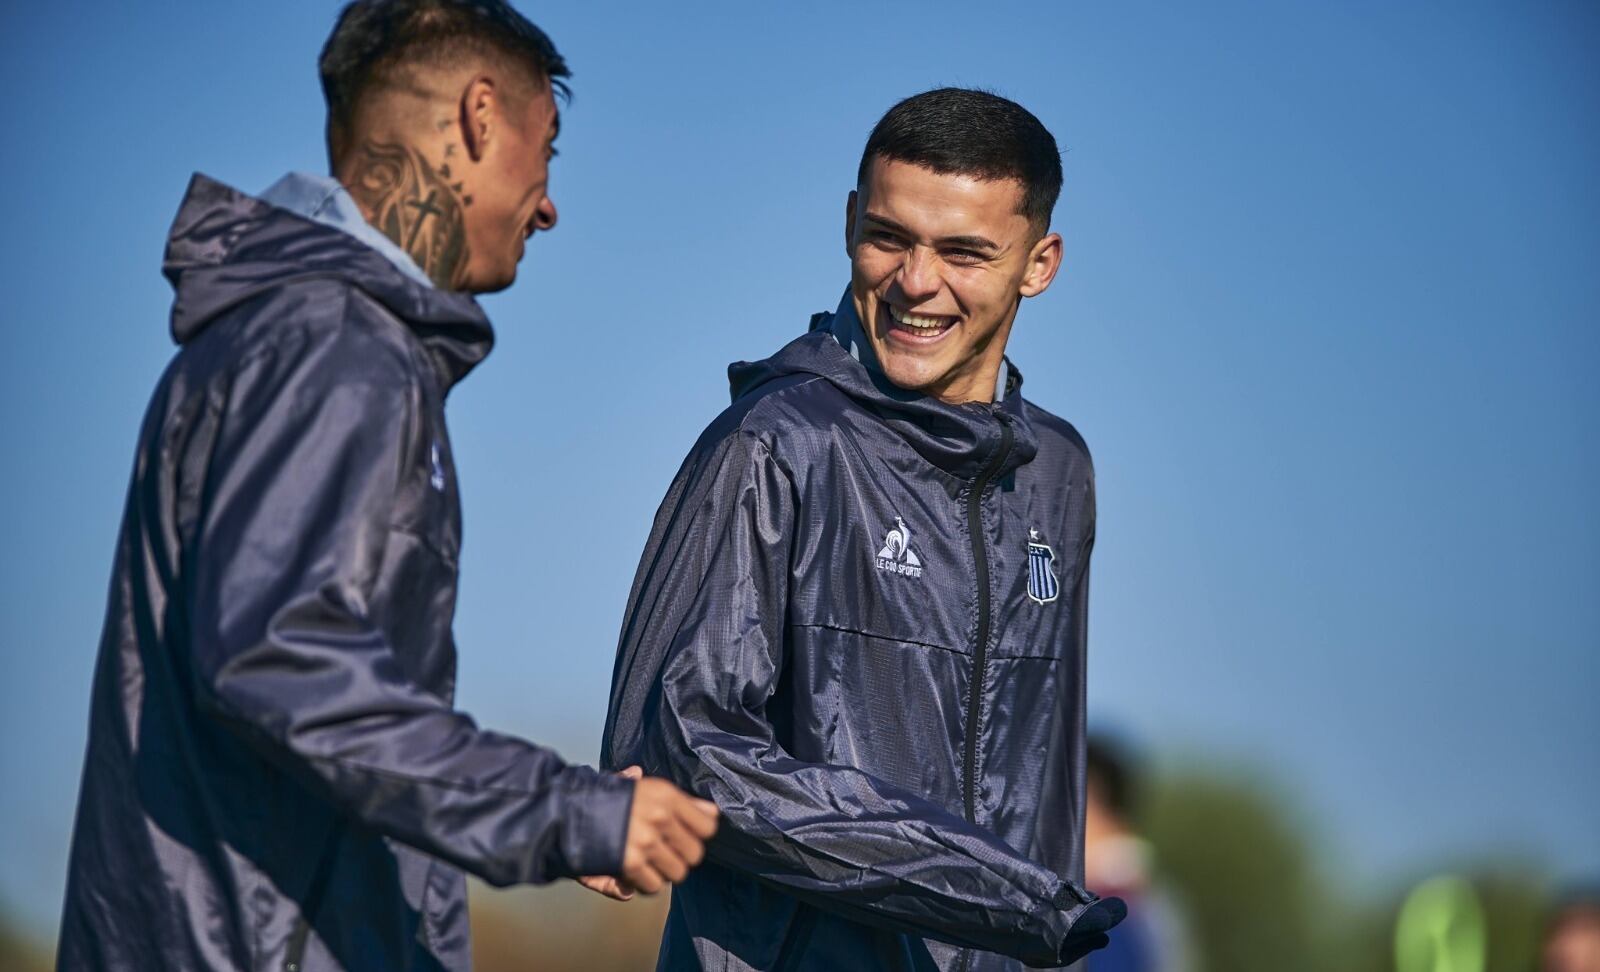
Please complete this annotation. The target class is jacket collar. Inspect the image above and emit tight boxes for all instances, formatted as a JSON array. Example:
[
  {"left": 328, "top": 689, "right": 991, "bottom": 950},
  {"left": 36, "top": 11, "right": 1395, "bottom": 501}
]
[
  {"left": 258, "top": 172, "right": 435, "bottom": 289},
  {"left": 162, "top": 173, "right": 494, "bottom": 390},
  {"left": 729, "top": 289, "right": 1038, "bottom": 482}
]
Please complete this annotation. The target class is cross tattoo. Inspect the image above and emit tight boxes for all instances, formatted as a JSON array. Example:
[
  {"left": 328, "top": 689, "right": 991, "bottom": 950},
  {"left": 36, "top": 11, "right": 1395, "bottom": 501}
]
[{"left": 404, "top": 191, "right": 446, "bottom": 250}]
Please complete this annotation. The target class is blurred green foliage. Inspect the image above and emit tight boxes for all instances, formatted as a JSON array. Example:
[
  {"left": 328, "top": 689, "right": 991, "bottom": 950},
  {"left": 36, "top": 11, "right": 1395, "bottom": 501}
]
[
  {"left": 4, "top": 763, "right": 1563, "bottom": 971},
  {"left": 1142, "top": 766, "right": 1329, "bottom": 971},
  {"left": 1141, "top": 763, "right": 1554, "bottom": 972}
]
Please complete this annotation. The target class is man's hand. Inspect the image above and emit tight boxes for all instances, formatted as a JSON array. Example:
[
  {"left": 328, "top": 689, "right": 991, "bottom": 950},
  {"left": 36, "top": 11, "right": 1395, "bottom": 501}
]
[
  {"left": 579, "top": 766, "right": 645, "bottom": 901},
  {"left": 579, "top": 766, "right": 718, "bottom": 900}
]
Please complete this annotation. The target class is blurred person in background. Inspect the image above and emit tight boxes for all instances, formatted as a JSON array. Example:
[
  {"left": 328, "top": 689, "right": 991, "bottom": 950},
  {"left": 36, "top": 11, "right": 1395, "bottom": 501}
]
[
  {"left": 56, "top": 3, "right": 716, "bottom": 971},
  {"left": 602, "top": 87, "right": 1123, "bottom": 971},
  {"left": 1084, "top": 735, "right": 1196, "bottom": 972},
  {"left": 1542, "top": 890, "right": 1600, "bottom": 972}
]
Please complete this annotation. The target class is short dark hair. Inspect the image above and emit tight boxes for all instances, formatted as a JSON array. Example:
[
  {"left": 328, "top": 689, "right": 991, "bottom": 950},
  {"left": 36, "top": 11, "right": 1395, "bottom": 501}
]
[
  {"left": 857, "top": 87, "right": 1062, "bottom": 230},
  {"left": 319, "top": 0, "right": 570, "bottom": 162}
]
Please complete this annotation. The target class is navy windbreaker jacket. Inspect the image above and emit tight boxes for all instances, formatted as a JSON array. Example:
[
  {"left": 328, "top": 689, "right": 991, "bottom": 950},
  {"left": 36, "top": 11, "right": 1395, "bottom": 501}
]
[
  {"left": 58, "top": 174, "right": 633, "bottom": 972},
  {"left": 602, "top": 299, "right": 1125, "bottom": 971}
]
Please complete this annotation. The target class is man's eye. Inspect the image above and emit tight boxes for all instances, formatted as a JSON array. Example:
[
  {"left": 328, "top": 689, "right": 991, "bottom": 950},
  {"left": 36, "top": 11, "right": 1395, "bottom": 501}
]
[
  {"left": 944, "top": 249, "right": 983, "bottom": 264},
  {"left": 867, "top": 230, "right": 904, "bottom": 247}
]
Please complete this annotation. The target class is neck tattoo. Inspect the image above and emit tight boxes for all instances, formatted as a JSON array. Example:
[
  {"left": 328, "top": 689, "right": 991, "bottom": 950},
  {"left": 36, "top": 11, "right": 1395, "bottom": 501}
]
[{"left": 346, "top": 140, "right": 470, "bottom": 289}]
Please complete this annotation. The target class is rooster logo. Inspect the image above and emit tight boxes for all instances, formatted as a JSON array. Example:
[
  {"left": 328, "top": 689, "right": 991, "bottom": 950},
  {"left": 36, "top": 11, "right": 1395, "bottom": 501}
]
[{"left": 876, "top": 516, "right": 923, "bottom": 577}]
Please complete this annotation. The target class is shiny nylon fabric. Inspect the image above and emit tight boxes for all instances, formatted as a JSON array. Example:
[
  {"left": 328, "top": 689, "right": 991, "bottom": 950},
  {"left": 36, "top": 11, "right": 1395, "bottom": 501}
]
[
  {"left": 59, "top": 175, "right": 632, "bottom": 972},
  {"left": 602, "top": 323, "right": 1124, "bottom": 971}
]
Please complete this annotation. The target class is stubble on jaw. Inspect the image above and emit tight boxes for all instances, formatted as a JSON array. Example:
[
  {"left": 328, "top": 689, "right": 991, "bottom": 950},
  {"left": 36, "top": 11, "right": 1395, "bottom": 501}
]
[{"left": 344, "top": 130, "right": 473, "bottom": 290}]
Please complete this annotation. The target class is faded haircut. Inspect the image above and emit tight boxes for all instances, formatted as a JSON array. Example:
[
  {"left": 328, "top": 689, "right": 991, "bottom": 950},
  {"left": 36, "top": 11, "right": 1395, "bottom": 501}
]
[
  {"left": 858, "top": 87, "right": 1063, "bottom": 230},
  {"left": 319, "top": 0, "right": 570, "bottom": 164}
]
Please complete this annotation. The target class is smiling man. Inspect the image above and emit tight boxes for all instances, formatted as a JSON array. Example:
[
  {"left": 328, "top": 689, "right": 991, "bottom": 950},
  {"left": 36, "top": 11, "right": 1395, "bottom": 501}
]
[
  {"left": 57, "top": 4, "right": 717, "bottom": 971},
  {"left": 602, "top": 88, "right": 1124, "bottom": 971}
]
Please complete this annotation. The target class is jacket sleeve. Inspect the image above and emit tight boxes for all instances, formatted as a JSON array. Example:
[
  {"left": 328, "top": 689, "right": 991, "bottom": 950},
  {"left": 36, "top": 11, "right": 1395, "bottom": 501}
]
[
  {"left": 603, "top": 427, "right": 1120, "bottom": 967},
  {"left": 185, "top": 322, "right": 631, "bottom": 887},
  {"left": 1034, "top": 476, "right": 1101, "bottom": 971}
]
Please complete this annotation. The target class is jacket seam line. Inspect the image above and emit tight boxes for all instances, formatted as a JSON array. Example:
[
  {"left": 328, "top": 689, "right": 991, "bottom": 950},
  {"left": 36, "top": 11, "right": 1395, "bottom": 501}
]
[{"left": 791, "top": 621, "right": 957, "bottom": 655}]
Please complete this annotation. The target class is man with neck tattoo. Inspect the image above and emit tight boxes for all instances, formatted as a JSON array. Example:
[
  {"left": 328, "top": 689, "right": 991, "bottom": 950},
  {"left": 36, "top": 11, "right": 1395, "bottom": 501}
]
[
  {"left": 602, "top": 88, "right": 1125, "bottom": 971},
  {"left": 58, "top": 3, "right": 716, "bottom": 970}
]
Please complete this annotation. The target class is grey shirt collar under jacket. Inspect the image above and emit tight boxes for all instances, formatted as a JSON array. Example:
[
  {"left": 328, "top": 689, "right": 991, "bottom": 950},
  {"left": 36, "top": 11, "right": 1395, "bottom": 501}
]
[
  {"left": 260, "top": 172, "right": 435, "bottom": 289},
  {"left": 821, "top": 287, "right": 1010, "bottom": 403}
]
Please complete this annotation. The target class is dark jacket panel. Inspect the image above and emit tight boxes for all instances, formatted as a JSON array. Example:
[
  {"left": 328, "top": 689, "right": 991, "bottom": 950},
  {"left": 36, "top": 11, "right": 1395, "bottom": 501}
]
[
  {"left": 603, "top": 314, "right": 1123, "bottom": 972},
  {"left": 59, "top": 175, "right": 631, "bottom": 972}
]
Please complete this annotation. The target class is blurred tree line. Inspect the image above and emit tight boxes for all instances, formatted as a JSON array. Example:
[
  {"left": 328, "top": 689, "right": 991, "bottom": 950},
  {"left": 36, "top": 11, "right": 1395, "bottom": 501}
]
[
  {"left": 0, "top": 760, "right": 1563, "bottom": 971},
  {"left": 1139, "top": 763, "right": 1552, "bottom": 972}
]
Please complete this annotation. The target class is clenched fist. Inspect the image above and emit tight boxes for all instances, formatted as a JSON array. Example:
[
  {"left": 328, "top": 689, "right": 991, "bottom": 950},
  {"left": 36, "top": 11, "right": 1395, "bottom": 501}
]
[{"left": 580, "top": 767, "right": 719, "bottom": 900}]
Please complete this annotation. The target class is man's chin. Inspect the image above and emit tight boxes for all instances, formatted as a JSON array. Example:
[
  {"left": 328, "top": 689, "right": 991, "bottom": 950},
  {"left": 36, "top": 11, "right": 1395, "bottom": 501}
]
[
  {"left": 462, "top": 268, "right": 517, "bottom": 295},
  {"left": 876, "top": 357, "right": 947, "bottom": 396}
]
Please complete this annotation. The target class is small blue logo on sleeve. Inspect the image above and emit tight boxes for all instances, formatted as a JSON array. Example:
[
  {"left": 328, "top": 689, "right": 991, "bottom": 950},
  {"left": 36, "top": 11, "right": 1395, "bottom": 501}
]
[
  {"left": 1027, "top": 528, "right": 1059, "bottom": 604},
  {"left": 429, "top": 441, "right": 446, "bottom": 492}
]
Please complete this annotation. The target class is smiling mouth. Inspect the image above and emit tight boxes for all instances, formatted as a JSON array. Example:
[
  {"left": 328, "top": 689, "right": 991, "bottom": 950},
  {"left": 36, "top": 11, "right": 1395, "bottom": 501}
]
[{"left": 883, "top": 303, "right": 958, "bottom": 342}]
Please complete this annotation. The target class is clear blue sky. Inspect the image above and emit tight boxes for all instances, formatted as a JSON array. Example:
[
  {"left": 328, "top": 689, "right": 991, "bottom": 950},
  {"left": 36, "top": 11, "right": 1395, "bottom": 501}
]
[{"left": 2, "top": 0, "right": 1595, "bottom": 943}]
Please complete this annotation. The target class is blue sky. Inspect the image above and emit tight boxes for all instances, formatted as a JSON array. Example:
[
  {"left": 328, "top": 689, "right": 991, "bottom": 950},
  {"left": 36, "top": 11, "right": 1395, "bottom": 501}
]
[{"left": 1, "top": 0, "right": 1596, "bottom": 942}]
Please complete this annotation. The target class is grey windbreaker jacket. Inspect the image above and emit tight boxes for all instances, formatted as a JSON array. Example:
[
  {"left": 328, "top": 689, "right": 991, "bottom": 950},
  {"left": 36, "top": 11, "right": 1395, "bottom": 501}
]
[
  {"left": 601, "top": 300, "right": 1125, "bottom": 972},
  {"left": 58, "top": 174, "right": 633, "bottom": 972}
]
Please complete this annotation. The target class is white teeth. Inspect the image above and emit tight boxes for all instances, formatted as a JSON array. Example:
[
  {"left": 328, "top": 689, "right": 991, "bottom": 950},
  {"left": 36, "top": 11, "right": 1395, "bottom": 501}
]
[{"left": 889, "top": 305, "right": 955, "bottom": 331}]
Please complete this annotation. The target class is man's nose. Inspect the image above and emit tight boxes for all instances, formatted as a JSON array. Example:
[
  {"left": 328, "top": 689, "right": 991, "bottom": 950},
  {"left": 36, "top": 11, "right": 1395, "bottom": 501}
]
[
  {"left": 533, "top": 195, "right": 557, "bottom": 232},
  {"left": 895, "top": 246, "right": 940, "bottom": 301}
]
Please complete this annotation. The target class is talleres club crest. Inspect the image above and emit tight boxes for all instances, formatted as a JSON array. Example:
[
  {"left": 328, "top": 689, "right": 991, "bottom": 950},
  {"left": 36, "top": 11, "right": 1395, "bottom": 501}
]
[
  {"left": 876, "top": 516, "right": 924, "bottom": 578},
  {"left": 1027, "top": 528, "right": 1059, "bottom": 604}
]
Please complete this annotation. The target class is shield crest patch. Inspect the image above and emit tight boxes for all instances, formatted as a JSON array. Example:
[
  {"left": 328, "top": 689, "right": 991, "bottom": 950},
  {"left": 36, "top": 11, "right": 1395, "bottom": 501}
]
[{"left": 1027, "top": 539, "right": 1060, "bottom": 604}]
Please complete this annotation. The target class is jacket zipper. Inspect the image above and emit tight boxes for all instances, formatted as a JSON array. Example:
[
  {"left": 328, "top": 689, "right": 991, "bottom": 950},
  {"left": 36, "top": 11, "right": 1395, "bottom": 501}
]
[
  {"left": 957, "top": 413, "right": 1013, "bottom": 972},
  {"left": 283, "top": 821, "right": 345, "bottom": 972},
  {"left": 283, "top": 919, "right": 311, "bottom": 972},
  {"left": 962, "top": 413, "right": 1012, "bottom": 823}
]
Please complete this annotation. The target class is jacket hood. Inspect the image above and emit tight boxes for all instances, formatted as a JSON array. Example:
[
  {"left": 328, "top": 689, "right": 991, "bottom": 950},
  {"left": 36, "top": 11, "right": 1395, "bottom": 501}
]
[
  {"left": 162, "top": 173, "right": 494, "bottom": 388},
  {"left": 728, "top": 296, "right": 1039, "bottom": 482}
]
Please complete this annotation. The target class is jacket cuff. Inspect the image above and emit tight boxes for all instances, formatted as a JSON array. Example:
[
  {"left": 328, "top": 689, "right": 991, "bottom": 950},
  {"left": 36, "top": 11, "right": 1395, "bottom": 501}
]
[
  {"left": 1049, "top": 883, "right": 1126, "bottom": 966},
  {"left": 555, "top": 766, "right": 635, "bottom": 877}
]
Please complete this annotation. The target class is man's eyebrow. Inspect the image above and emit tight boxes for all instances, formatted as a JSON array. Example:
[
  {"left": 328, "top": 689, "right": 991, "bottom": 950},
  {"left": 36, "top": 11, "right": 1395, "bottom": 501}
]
[{"left": 861, "top": 212, "right": 999, "bottom": 252}]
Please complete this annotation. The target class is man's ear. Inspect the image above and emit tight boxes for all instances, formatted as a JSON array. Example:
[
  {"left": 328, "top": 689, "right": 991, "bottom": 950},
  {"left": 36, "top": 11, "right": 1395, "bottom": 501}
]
[
  {"left": 1018, "top": 231, "right": 1063, "bottom": 298},
  {"left": 459, "top": 76, "right": 496, "bottom": 162},
  {"left": 844, "top": 190, "right": 858, "bottom": 259}
]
